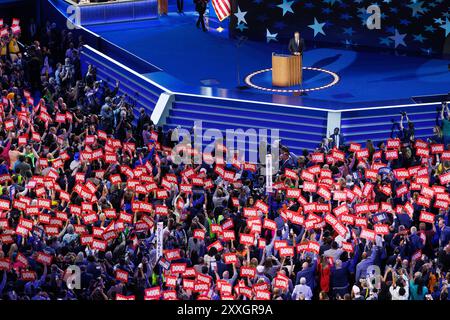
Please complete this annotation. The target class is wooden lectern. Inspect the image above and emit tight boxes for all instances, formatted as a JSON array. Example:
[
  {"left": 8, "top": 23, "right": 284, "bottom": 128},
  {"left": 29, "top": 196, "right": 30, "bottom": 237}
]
[{"left": 272, "top": 54, "right": 302, "bottom": 87}]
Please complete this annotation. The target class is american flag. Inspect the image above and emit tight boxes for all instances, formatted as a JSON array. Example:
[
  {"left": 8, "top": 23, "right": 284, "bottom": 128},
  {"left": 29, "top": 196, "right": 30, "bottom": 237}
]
[{"left": 211, "top": 0, "right": 231, "bottom": 22}]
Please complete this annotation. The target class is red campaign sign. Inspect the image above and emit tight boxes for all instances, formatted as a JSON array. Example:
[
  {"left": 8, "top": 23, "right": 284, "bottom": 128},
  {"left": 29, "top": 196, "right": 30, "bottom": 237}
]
[
  {"left": 396, "top": 184, "right": 409, "bottom": 197},
  {"left": 311, "top": 152, "right": 324, "bottom": 163},
  {"left": 333, "top": 221, "right": 348, "bottom": 237},
  {"left": 356, "top": 148, "right": 369, "bottom": 159},
  {"left": 415, "top": 140, "right": 428, "bottom": 149},
  {"left": 416, "top": 175, "right": 429, "bottom": 186},
  {"left": 248, "top": 219, "right": 261, "bottom": 235},
  {"left": 355, "top": 217, "right": 368, "bottom": 228},
  {"left": 303, "top": 203, "right": 317, "bottom": 213},
  {"left": 240, "top": 266, "right": 256, "bottom": 278},
  {"left": 19, "top": 217, "right": 33, "bottom": 230},
  {"left": 80, "top": 234, "right": 94, "bottom": 246},
  {"left": 360, "top": 228, "right": 376, "bottom": 242},
  {"left": 419, "top": 211, "right": 435, "bottom": 224},
  {"left": 92, "top": 239, "right": 107, "bottom": 251},
  {"left": 316, "top": 203, "right": 330, "bottom": 213},
  {"left": 222, "top": 218, "right": 234, "bottom": 230},
  {"left": 255, "top": 290, "right": 271, "bottom": 300},
  {"left": 116, "top": 270, "right": 129, "bottom": 283},
  {"left": 434, "top": 198, "right": 449, "bottom": 210},
  {"left": 368, "top": 203, "right": 379, "bottom": 212},
  {"left": 285, "top": 168, "right": 298, "bottom": 180},
  {"left": 308, "top": 165, "right": 321, "bottom": 175},
  {"left": 320, "top": 169, "right": 332, "bottom": 179},
  {"left": 381, "top": 202, "right": 393, "bottom": 212},
  {"left": 116, "top": 294, "right": 135, "bottom": 301},
  {"left": 243, "top": 162, "right": 257, "bottom": 172},
  {"left": 352, "top": 186, "right": 363, "bottom": 198},
  {"left": 274, "top": 240, "right": 288, "bottom": 250},
  {"left": 223, "top": 253, "right": 238, "bottom": 264},
  {"left": 162, "top": 290, "right": 177, "bottom": 300},
  {"left": 416, "top": 147, "right": 429, "bottom": 158},
  {"left": 317, "top": 187, "right": 331, "bottom": 200},
  {"left": 439, "top": 172, "right": 450, "bottom": 185},
  {"left": 0, "top": 199, "right": 10, "bottom": 211},
  {"left": 180, "top": 184, "right": 193, "bottom": 194},
  {"left": 324, "top": 213, "right": 338, "bottom": 226},
  {"left": 0, "top": 258, "right": 11, "bottom": 271},
  {"left": 333, "top": 191, "right": 347, "bottom": 201},
  {"left": 16, "top": 253, "right": 28, "bottom": 267},
  {"left": 387, "top": 139, "right": 401, "bottom": 149},
  {"left": 193, "top": 229, "right": 206, "bottom": 240},
  {"left": 4, "top": 119, "right": 14, "bottom": 130},
  {"left": 303, "top": 181, "right": 317, "bottom": 193},
  {"left": 286, "top": 188, "right": 301, "bottom": 198},
  {"left": 362, "top": 183, "right": 374, "bottom": 198},
  {"left": 165, "top": 275, "right": 177, "bottom": 288},
  {"left": 341, "top": 241, "right": 354, "bottom": 253},
  {"left": 196, "top": 272, "right": 212, "bottom": 285},
  {"left": 431, "top": 144, "right": 444, "bottom": 154},
  {"left": 385, "top": 149, "right": 399, "bottom": 160},
  {"left": 349, "top": 143, "right": 361, "bottom": 152},
  {"left": 243, "top": 207, "right": 258, "bottom": 218},
  {"left": 109, "top": 174, "right": 122, "bottom": 184},
  {"left": 417, "top": 195, "right": 431, "bottom": 208},
  {"left": 36, "top": 252, "right": 53, "bottom": 265},
  {"left": 263, "top": 218, "right": 277, "bottom": 231},
  {"left": 194, "top": 282, "right": 210, "bottom": 293},
  {"left": 279, "top": 246, "right": 294, "bottom": 257},
  {"left": 258, "top": 238, "right": 267, "bottom": 249},
  {"left": 365, "top": 169, "right": 378, "bottom": 180},
  {"left": 307, "top": 241, "right": 320, "bottom": 254},
  {"left": 119, "top": 212, "right": 133, "bottom": 224},
  {"left": 436, "top": 192, "right": 449, "bottom": 201},
  {"left": 165, "top": 249, "right": 181, "bottom": 261},
  {"left": 300, "top": 170, "right": 315, "bottom": 182},
  {"left": 374, "top": 224, "right": 389, "bottom": 235},
  {"left": 340, "top": 214, "right": 355, "bottom": 225},
  {"left": 333, "top": 203, "right": 349, "bottom": 216},
  {"left": 255, "top": 200, "right": 269, "bottom": 214},
  {"left": 332, "top": 149, "right": 345, "bottom": 162},
  {"left": 355, "top": 203, "right": 370, "bottom": 215},
  {"left": 211, "top": 224, "right": 222, "bottom": 234},
  {"left": 22, "top": 271, "right": 37, "bottom": 281},
  {"left": 183, "top": 279, "right": 195, "bottom": 291},
  {"left": 150, "top": 204, "right": 165, "bottom": 216},
  {"left": 239, "top": 233, "right": 255, "bottom": 246},
  {"left": 192, "top": 176, "right": 204, "bottom": 186},
  {"left": 145, "top": 287, "right": 161, "bottom": 300},
  {"left": 393, "top": 168, "right": 409, "bottom": 180},
  {"left": 290, "top": 212, "right": 304, "bottom": 226},
  {"left": 421, "top": 186, "right": 435, "bottom": 199}
]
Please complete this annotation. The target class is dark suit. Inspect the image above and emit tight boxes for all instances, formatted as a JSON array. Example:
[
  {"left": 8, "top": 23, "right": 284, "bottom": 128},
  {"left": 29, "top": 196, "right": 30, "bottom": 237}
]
[
  {"left": 195, "top": 0, "right": 208, "bottom": 31},
  {"left": 288, "top": 37, "right": 305, "bottom": 55}
]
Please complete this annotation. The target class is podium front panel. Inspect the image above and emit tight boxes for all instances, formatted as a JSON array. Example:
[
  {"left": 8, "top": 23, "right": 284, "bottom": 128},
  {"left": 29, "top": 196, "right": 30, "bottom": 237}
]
[{"left": 272, "top": 54, "right": 302, "bottom": 87}]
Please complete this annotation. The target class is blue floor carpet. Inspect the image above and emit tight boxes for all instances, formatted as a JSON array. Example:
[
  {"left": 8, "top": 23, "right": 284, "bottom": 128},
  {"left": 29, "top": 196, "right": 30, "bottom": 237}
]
[{"left": 88, "top": 13, "right": 450, "bottom": 104}]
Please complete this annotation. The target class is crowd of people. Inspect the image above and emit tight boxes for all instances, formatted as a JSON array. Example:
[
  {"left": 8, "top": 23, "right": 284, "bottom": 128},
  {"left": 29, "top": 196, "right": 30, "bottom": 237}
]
[{"left": 0, "top": 18, "right": 449, "bottom": 301}]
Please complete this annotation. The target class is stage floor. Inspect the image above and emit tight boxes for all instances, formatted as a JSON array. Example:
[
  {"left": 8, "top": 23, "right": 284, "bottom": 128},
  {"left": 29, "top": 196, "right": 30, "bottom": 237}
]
[{"left": 88, "top": 12, "right": 450, "bottom": 110}]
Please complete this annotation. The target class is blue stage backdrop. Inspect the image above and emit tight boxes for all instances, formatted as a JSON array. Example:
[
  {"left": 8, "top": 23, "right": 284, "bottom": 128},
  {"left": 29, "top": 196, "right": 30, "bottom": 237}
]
[{"left": 229, "top": 0, "right": 450, "bottom": 57}]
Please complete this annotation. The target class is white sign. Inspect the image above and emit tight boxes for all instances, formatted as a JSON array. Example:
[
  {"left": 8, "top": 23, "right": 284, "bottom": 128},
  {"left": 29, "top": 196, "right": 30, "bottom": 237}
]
[
  {"left": 266, "top": 154, "right": 273, "bottom": 193},
  {"left": 156, "top": 222, "right": 164, "bottom": 259}
]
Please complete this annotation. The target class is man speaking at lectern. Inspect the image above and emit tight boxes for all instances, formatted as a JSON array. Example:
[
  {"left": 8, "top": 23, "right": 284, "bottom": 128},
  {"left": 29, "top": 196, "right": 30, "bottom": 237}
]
[{"left": 288, "top": 31, "right": 304, "bottom": 56}]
